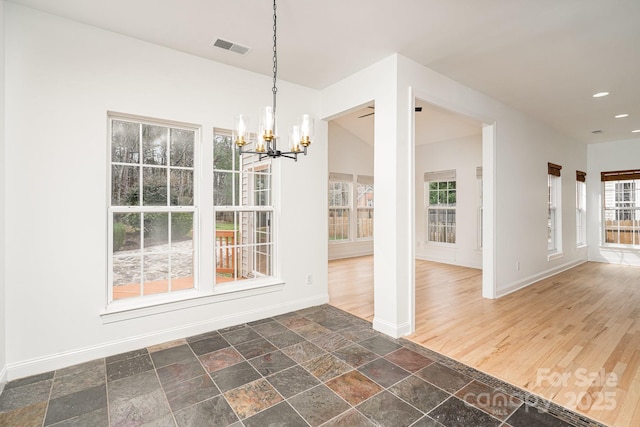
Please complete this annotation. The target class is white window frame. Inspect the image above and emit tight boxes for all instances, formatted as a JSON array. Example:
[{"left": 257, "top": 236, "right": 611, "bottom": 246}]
[
  {"left": 603, "top": 178, "right": 640, "bottom": 247},
  {"left": 103, "top": 120, "right": 284, "bottom": 322},
  {"left": 548, "top": 173, "right": 563, "bottom": 257},
  {"left": 425, "top": 170, "right": 457, "bottom": 245},
  {"left": 576, "top": 178, "right": 587, "bottom": 247},
  {"left": 476, "top": 166, "right": 483, "bottom": 249},
  {"left": 356, "top": 175, "right": 374, "bottom": 240},
  {"left": 213, "top": 129, "right": 275, "bottom": 287},
  {"left": 107, "top": 112, "right": 199, "bottom": 307},
  {"left": 329, "top": 173, "right": 353, "bottom": 242}
]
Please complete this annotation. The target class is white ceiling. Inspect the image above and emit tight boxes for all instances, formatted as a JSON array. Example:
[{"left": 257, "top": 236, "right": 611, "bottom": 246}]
[
  {"left": 9, "top": 0, "right": 640, "bottom": 144},
  {"left": 333, "top": 101, "right": 482, "bottom": 146}
]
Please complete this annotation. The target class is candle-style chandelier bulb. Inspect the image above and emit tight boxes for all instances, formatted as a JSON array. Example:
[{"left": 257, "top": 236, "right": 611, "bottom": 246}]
[
  {"left": 300, "top": 114, "right": 313, "bottom": 147},
  {"left": 290, "top": 125, "right": 301, "bottom": 153},
  {"left": 234, "top": 114, "right": 250, "bottom": 147}
]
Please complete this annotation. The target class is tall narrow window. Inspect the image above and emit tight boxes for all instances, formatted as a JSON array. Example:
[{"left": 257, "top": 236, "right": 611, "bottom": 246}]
[
  {"left": 548, "top": 163, "right": 562, "bottom": 254},
  {"left": 425, "top": 170, "right": 456, "bottom": 244},
  {"left": 213, "top": 129, "right": 274, "bottom": 283},
  {"left": 602, "top": 170, "right": 640, "bottom": 246},
  {"left": 109, "top": 114, "right": 197, "bottom": 301},
  {"left": 576, "top": 171, "right": 587, "bottom": 246},
  {"left": 356, "top": 175, "right": 374, "bottom": 239},
  {"left": 328, "top": 173, "right": 353, "bottom": 241},
  {"left": 476, "top": 166, "right": 483, "bottom": 249}
]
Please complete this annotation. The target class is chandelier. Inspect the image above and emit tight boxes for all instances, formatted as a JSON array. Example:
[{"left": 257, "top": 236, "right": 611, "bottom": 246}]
[{"left": 234, "top": 0, "right": 314, "bottom": 161}]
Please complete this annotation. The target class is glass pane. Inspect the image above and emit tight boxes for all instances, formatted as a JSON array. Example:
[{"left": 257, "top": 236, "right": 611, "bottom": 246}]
[
  {"left": 214, "top": 171, "right": 239, "bottom": 206},
  {"left": 112, "top": 120, "right": 140, "bottom": 163},
  {"left": 448, "top": 190, "right": 457, "bottom": 205},
  {"left": 170, "top": 169, "right": 194, "bottom": 206},
  {"left": 254, "top": 244, "right": 271, "bottom": 276},
  {"left": 112, "top": 254, "right": 142, "bottom": 300},
  {"left": 215, "top": 213, "right": 239, "bottom": 283},
  {"left": 113, "top": 213, "right": 141, "bottom": 253},
  {"left": 112, "top": 165, "right": 139, "bottom": 206},
  {"left": 213, "top": 134, "right": 238, "bottom": 171},
  {"left": 170, "top": 128, "right": 194, "bottom": 167},
  {"left": 142, "top": 124, "right": 168, "bottom": 165},
  {"left": 143, "top": 254, "right": 169, "bottom": 295},
  {"left": 329, "top": 209, "right": 349, "bottom": 240},
  {"left": 255, "top": 211, "right": 272, "bottom": 244},
  {"left": 143, "top": 167, "right": 167, "bottom": 206},
  {"left": 143, "top": 212, "right": 169, "bottom": 248},
  {"left": 171, "top": 215, "right": 194, "bottom": 292},
  {"left": 429, "top": 190, "right": 438, "bottom": 205},
  {"left": 254, "top": 172, "right": 271, "bottom": 206},
  {"left": 171, "top": 251, "right": 194, "bottom": 291},
  {"left": 171, "top": 212, "right": 193, "bottom": 244},
  {"left": 357, "top": 208, "right": 374, "bottom": 239}
]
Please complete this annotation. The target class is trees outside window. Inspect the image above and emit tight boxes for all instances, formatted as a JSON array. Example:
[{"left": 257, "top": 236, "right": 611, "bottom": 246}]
[{"left": 109, "top": 115, "right": 196, "bottom": 301}]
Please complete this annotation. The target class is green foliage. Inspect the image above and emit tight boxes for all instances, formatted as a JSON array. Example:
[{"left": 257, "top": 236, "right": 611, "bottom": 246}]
[
  {"left": 113, "top": 222, "right": 126, "bottom": 251},
  {"left": 172, "top": 213, "right": 193, "bottom": 240}
]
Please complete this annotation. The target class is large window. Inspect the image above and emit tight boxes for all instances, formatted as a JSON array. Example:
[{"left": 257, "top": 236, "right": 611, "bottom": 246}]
[
  {"left": 328, "top": 173, "right": 374, "bottom": 242},
  {"left": 425, "top": 170, "right": 456, "bottom": 244},
  {"left": 213, "top": 130, "right": 273, "bottom": 283},
  {"left": 602, "top": 170, "right": 640, "bottom": 246},
  {"left": 108, "top": 116, "right": 280, "bottom": 308},
  {"left": 576, "top": 171, "right": 587, "bottom": 247},
  {"left": 356, "top": 175, "right": 374, "bottom": 239},
  {"left": 548, "top": 162, "right": 562, "bottom": 254},
  {"left": 109, "top": 114, "right": 196, "bottom": 301},
  {"left": 329, "top": 173, "right": 353, "bottom": 241}
]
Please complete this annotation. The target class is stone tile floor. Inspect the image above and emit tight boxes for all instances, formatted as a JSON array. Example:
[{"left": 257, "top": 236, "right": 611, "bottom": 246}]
[{"left": 0, "top": 305, "right": 606, "bottom": 426}]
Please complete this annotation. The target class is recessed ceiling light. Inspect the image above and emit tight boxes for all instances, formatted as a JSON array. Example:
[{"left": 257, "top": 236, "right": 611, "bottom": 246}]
[
  {"left": 632, "top": 129, "right": 640, "bottom": 133},
  {"left": 615, "top": 114, "right": 629, "bottom": 118},
  {"left": 592, "top": 92, "right": 610, "bottom": 98}
]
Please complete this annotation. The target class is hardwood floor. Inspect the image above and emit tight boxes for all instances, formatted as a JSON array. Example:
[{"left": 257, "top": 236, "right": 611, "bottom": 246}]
[{"left": 328, "top": 256, "right": 640, "bottom": 427}]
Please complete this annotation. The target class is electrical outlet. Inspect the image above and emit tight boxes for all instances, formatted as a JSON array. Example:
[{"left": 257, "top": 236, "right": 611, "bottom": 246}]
[
  {"left": 516, "top": 261, "right": 520, "bottom": 271},
  {"left": 306, "top": 274, "right": 313, "bottom": 285}
]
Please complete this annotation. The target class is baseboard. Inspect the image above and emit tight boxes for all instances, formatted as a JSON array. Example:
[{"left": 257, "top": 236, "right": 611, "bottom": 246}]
[
  {"left": 5, "top": 294, "right": 328, "bottom": 382},
  {"left": 497, "top": 259, "right": 587, "bottom": 298},
  {"left": 372, "top": 317, "right": 411, "bottom": 339},
  {"left": 0, "top": 364, "right": 7, "bottom": 395}
]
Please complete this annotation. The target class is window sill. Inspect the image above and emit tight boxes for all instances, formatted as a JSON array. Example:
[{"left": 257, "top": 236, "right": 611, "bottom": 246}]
[
  {"left": 426, "top": 241, "right": 456, "bottom": 248},
  {"left": 547, "top": 251, "right": 564, "bottom": 261},
  {"left": 101, "top": 278, "right": 285, "bottom": 324},
  {"left": 599, "top": 244, "right": 640, "bottom": 251}
]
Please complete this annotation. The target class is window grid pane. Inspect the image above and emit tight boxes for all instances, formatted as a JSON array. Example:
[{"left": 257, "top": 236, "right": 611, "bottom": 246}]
[
  {"left": 604, "top": 180, "right": 640, "bottom": 245},
  {"left": 213, "top": 130, "right": 274, "bottom": 284},
  {"left": 426, "top": 179, "right": 456, "bottom": 244},
  {"left": 110, "top": 117, "right": 196, "bottom": 302}
]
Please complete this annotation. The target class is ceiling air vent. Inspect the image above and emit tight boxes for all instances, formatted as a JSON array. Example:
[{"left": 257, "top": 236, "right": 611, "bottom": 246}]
[{"left": 212, "top": 38, "right": 251, "bottom": 55}]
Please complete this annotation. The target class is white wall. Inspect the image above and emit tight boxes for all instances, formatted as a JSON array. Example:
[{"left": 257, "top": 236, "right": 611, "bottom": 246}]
[
  {"left": 415, "top": 136, "right": 482, "bottom": 268},
  {"left": 4, "top": 4, "right": 327, "bottom": 379},
  {"left": 328, "top": 122, "right": 374, "bottom": 260},
  {"left": 0, "top": 0, "right": 8, "bottom": 389},
  {"left": 321, "top": 54, "right": 588, "bottom": 337},
  {"left": 587, "top": 139, "right": 640, "bottom": 265}
]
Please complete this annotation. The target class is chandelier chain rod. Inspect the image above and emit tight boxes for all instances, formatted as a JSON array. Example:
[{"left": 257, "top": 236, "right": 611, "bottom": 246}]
[{"left": 272, "top": 0, "right": 278, "bottom": 114}]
